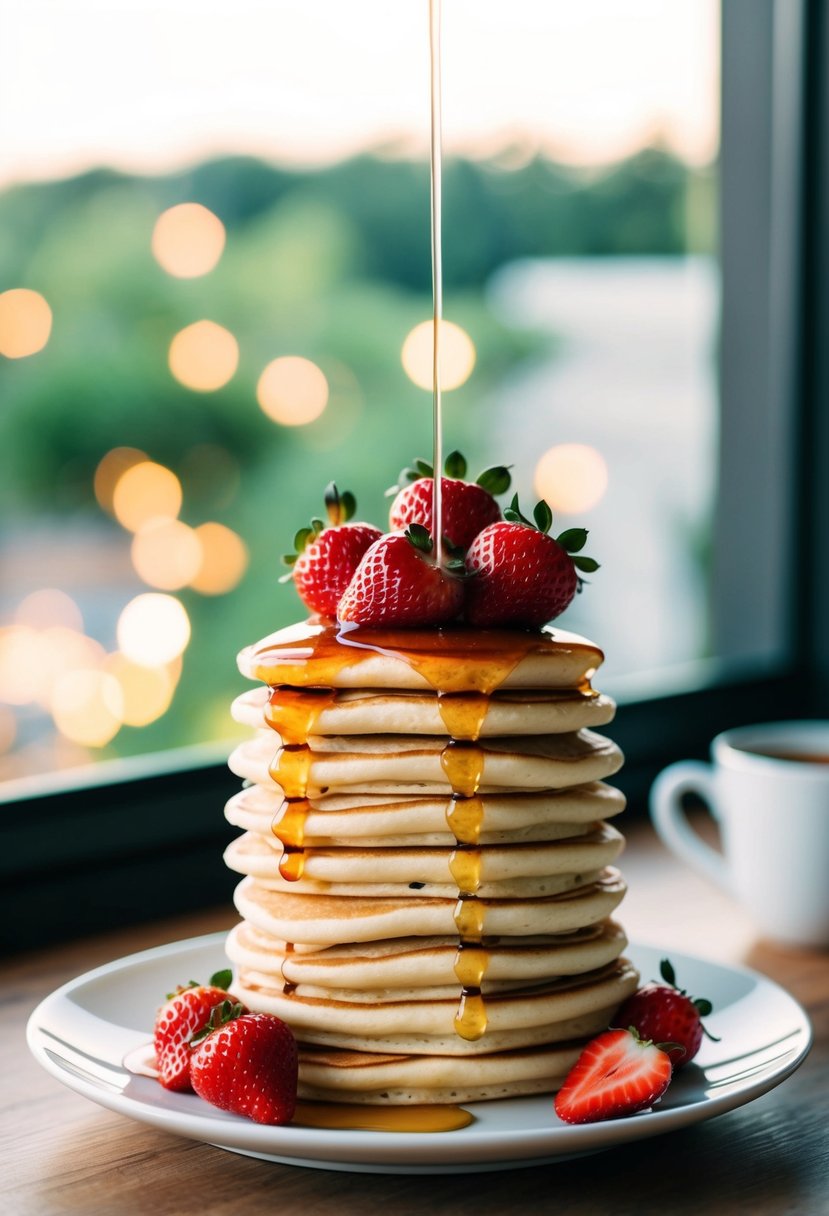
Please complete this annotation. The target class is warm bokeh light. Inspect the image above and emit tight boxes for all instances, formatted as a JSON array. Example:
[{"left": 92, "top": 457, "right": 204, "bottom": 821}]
[
  {"left": 131, "top": 519, "right": 202, "bottom": 591},
  {"left": 111, "top": 461, "right": 183, "bottom": 532},
  {"left": 168, "top": 320, "right": 239, "bottom": 392},
  {"left": 0, "top": 622, "right": 107, "bottom": 709},
  {"left": 50, "top": 669, "right": 123, "bottom": 748},
  {"left": 117, "top": 594, "right": 191, "bottom": 666},
  {"left": 0, "top": 705, "right": 16, "bottom": 753},
  {"left": 189, "top": 522, "right": 249, "bottom": 595},
  {"left": 94, "top": 447, "right": 148, "bottom": 515},
  {"left": 0, "top": 626, "right": 44, "bottom": 705},
  {"left": 534, "top": 443, "right": 610, "bottom": 514},
  {"left": 401, "top": 320, "right": 476, "bottom": 392},
  {"left": 14, "top": 589, "right": 83, "bottom": 633},
  {"left": 35, "top": 627, "right": 106, "bottom": 709},
  {"left": 0, "top": 288, "right": 52, "bottom": 358},
  {"left": 256, "top": 356, "right": 329, "bottom": 426},
  {"left": 106, "top": 652, "right": 178, "bottom": 727},
  {"left": 151, "top": 203, "right": 226, "bottom": 278}
]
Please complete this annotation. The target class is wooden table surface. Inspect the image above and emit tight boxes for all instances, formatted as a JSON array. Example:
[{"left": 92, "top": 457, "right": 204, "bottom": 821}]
[{"left": 4, "top": 819, "right": 828, "bottom": 1215}]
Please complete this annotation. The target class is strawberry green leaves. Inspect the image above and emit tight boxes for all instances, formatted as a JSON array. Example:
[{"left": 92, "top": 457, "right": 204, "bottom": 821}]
[
  {"left": 503, "top": 494, "right": 600, "bottom": 577},
  {"left": 281, "top": 482, "right": 359, "bottom": 578},
  {"left": 386, "top": 451, "right": 511, "bottom": 498}
]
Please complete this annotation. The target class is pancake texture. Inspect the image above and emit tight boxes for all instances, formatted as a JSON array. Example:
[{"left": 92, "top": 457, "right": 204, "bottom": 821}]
[{"left": 225, "top": 619, "right": 635, "bottom": 1104}]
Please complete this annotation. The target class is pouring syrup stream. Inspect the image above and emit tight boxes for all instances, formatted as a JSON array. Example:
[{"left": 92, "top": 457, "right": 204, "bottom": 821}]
[{"left": 429, "top": 0, "right": 444, "bottom": 563}]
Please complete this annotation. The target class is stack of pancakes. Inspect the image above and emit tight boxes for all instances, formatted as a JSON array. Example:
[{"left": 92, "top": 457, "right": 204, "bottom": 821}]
[{"left": 224, "top": 620, "right": 637, "bottom": 1104}]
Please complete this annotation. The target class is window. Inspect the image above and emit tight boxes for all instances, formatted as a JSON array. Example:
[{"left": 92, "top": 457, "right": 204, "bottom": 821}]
[{"left": 2, "top": 0, "right": 825, "bottom": 949}]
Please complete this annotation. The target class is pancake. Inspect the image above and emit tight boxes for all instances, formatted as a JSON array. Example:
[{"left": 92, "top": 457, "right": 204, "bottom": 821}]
[
  {"left": 229, "top": 728, "right": 623, "bottom": 795},
  {"left": 296, "top": 1041, "right": 585, "bottom": 1104},
  {"left": 238, "top": 621, "right": 604, "bottom": 692},
  {"left": 223, "top": 782, "right": 625, "bottom": 844},
  {"left": 224, "top": 822, "right": 624, "bottom": 890},
  {"left": 231, "top": 958, "right": 639, "bottom": 1047},
  {"left": 231, "top": 685, "right": 616, "bottom": 737},
  {"left": 233, "top": 870, "right": 627, "bottom": 946},
  {"left": 226, "top": 920, "right": 629, "bottom": 988}
]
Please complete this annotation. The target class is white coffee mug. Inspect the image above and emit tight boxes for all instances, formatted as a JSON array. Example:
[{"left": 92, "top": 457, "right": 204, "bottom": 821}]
[{"left": 650, "top": 721, "right": 829, "bottom": 948}]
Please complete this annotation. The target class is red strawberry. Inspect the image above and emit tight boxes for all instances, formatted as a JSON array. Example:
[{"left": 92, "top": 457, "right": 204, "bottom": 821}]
[
  {"left": 554, "top": 1028, "right": 673, "bottom": 1124},
  {"left": 337, "top": 526, "right": 464, "bottom": 627},
  {"left": 464, "top": 495, "right": 598, "bottom": 628},
  {"left": 613, "top": 958, "right": 718, "bottom": 1070},
  {"left": 281, "top": 482, "right": 381, "bottom": 617},
  {"left": 388, "top": 451, "right": 509, "bottom": 551},
  {"left": 190, "top": 1002, "right": 298, "bottom": 1126},
  {"left": 153, "top": 969, "right": 240, "bottom": 1092}
]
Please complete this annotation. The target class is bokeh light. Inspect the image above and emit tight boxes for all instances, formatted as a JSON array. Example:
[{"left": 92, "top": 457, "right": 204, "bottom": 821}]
[
  {"left": 401, "top": 320, "right": 476, "bottom": 391},
  {"left": 131, "top": 519, "right": 202, "bottom": 590},
  {"left": 256, "top": 356, "right": 329, "bottom": 425},
  {"left": 14, "top": 589, "right": 83, "bottom": 633},
  {"left": 534, "top": 443, "right": 609, "bottom": 514},
  {"left": 94, "top": 447, "right": 148, "bottom": 515},
  {"left": 0, "top": 626, "right": 45, "bottom": 705},
  {"left": 151, "top": 203, "right": 226, "bottom": 278},
  {"left": 168, "top": 320, "right": 239, "bottom": 392},
  {"left": 0, "top": 622, "right": 108, "bottom": 710},
  {"left": 112, "top": 461, "right": 182, "bottom": 532},
  {"left": 106, "top": 652, "right": 178, "bottom": 727},
  {"left": 189, "top": 522, "right": 249, "bottom": 595},
  {"left": 35, "top": 628, "right": 106, "bottom": 709},
  {"left": 50, "top": 669, "right": 123, "bottom": 748},
  {"left": 117, "top": 594, "right": 191, "bottom": 666},
  {"left": 0, "top": 288, "right": 52, "bottom": 358}
]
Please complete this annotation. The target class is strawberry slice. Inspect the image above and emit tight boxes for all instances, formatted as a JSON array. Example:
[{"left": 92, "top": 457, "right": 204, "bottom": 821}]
[
  {"left": 153, "top": 970, "right": 241, "bottom": 1092},
  {"left": 554, "top": 1028, "right": 673, "bottom": 1124},
  {"left": 190, "top": 1002, "right": 298, "bottom": 1126},
  {"left": 337, "top": 526, "right": 464, "bottom": 627},
  {"left": 281, "top": 482, "right": 381, "bottom": 617},
  {"left": 387, "top": 451, "right": 510, "bottom": 551},
  {"left": 613, "top": 958, "right": 719, "bottom": 1070}
]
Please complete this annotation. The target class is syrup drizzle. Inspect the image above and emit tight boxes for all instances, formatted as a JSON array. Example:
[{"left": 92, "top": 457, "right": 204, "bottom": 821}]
[
  {"left": 429, "top": 0, "right": 444, "bottom": 559},
  {"left": 267, "top": 685, "right": 336, "bottom": 883}
]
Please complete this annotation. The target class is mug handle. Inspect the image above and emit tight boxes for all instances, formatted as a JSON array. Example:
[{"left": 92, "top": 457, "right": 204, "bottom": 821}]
[{"left": 650, "top": 761, "right": 730, "bottom": 890}]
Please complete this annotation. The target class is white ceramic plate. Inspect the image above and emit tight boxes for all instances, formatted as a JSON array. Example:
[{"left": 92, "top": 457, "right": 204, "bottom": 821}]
[{"left": 27, "top": 933, "right": 812, "bottom": 1174}]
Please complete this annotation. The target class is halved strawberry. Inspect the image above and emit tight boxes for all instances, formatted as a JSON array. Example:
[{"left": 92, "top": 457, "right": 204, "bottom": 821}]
[
  {"left": 337, "top": 525, "right": 464, "bottom": 627},
  {"left": 613, "top": 958, "right": 719, "bottom": 1070},
  {"left": 281, "top": 483, "right": 381, "bottom": 617},
  {"left": 190, "top": 1001, "right": 298, "bottom": 1126},
  {"left": 388, "top": 451, "right": 510, "bottom": 551},
  {"left": 464, "top": 495, "right": 598, "bottom": 627},
  {"left": 153, "top": 970, "right": 241, "bottom": 1092},
  {"left": 554, "top": 1028, "right": 673, "bottom": 1124}
]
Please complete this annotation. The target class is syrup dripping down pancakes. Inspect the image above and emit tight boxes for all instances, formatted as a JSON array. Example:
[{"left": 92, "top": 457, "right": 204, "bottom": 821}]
[{"left": 224, "top": 620, "right": 638, "bottom": 1104}]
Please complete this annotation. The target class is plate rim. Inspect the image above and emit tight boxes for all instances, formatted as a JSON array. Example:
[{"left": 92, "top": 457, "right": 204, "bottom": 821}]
[{"left": 27, "top": 932, "right": 813, "bottom": 1170}]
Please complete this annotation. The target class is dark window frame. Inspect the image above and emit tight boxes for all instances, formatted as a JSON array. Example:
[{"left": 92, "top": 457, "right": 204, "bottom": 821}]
[{"left": 3, "top": 0, "right": 827, "bottom": 953}]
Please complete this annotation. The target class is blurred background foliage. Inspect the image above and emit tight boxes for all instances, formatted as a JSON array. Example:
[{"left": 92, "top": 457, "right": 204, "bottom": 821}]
[{"left": 0, "top": 146, "right": 714, "bottom": 766}]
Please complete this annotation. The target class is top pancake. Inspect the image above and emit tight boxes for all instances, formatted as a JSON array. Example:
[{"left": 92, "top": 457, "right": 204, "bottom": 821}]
[{"left": 238, "top": 620, "right": 604, "bottom": 692}]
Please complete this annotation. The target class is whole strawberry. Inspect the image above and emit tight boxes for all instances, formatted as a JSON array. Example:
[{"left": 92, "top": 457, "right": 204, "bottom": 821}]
[
  {"left": 338, "top": 525, "right": 464, "bottom": 627},
  {"left": 554, "top": 1027, "right": 673, "bottom": 1125},
  {"left": 614, "top": 958, "right": 718, "bottom": 1070},
  {"left": 190, "top": 1002, "right": 298, "bottom": 1126},
  {"left": 281, "top": 482, "right": 381, "bottom": 617},
  {"left": 388, "top": 451, "right": 510, "bottom": 551},
  {"left": 153, "top": 969, "right": 240, "bottom": 1092},
  {"left": 464, "top": 495, "right": 599, "bottom": 628}
]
